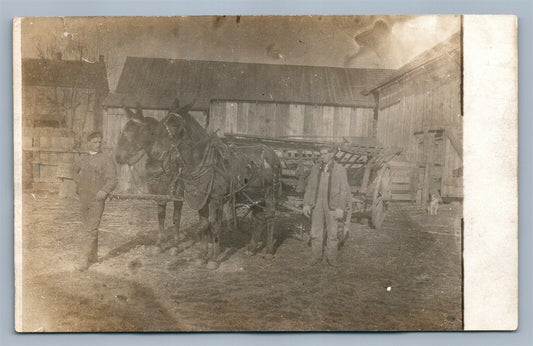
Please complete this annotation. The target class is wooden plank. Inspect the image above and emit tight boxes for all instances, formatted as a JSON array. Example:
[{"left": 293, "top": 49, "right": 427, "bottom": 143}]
[
  {"left": 360, "top": 157, "right": 376, "bottom": 192},
  {"left": 245, "top": 102, "right": 259, "bottom": 136},
  {"left": 223, "top": 133, "right": 384, "bottom": 157},
  {"left": 39, "top": 164, "right": 59, "bottom": 181},
  {"left": 356, "top": 108, "right": 365, "bottom": 137},
  {"left": 365, "top": 107, "right": 375, "bottom": 137},
  {"left": 103, "top": 109, "right": 110, "bottom": 145},
  {"left": 442, "top": 136, "right": 450, "bottom": 197},
  {"left": 333, "top": 107, "right": 349, "bottom": 137},
  {"left": 23, "top": 147, "right": 81, "bottom": 154},
  {"left": 422, "top": 131, "right": 435, "bottom": 205},
  {"left": 445, "top": 126, "right": 463, "bottom": 159},
  {"left": 40, "top": 137, "right": 49, "bottom": 148},
  {"left": 263, "top": 102, "right": 277, "bottom": 137},
  {"left": 322, "top": 106, "right": 335, "bottom": 137},
  {"left": 349, "top": 107, "right": 359, "bottom": 137},
  {"left": 254, "top": 103, "right": 268, "bottom": 136},
  {"left": 288, "top": 104, "right": 304, "bottom": 136},
  {"left": 111, "top": 111, "right": 120, "bottom": 147},
  {"left": 208, "top": 101, "right": 226, "bottom": 136},
  {"left": 400, "top": 95, "right": 408, "bottom": 153},
  {"left": 337, "top": 151, "right": 348, "bottom": 163},
  {"left": 391, "top": 194, "right": 413, "bottom": 201},
  {"left": 407, "top": 95, "right": 417, "bottom": 161},
  {"left": 303, "top": 105, "right": 314, "bottom": 136},
  {"left": 235, "top": 102, "right": 249, "bottom": 134},
  {"left": 224, "top": 102, "right": 238, "bottom": 134},
  {"left": 356, "top": 108, "right": 372, "bottom": 138},
  {"left": 310, "top": 105, "right": 322, "bottom": 136},
  {"left": 389, "top": 183, "right": 411, "bottom": 191},
  {"left": 276, "top": 103, "right": 290, "bottom": 137},
  {"left": 109, "top": 193, "right": 183, "bottom": 202}
]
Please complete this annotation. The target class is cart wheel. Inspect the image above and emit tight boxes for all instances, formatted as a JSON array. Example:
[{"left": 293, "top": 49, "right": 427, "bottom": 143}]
[{"left": 372, "top": 196, "right": 385, "bottom": 230}]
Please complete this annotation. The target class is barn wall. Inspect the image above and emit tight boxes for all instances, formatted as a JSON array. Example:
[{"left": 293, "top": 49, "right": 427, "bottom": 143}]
[
  {"left": 376, "top": 58, "right": 461, "bottom": 159},
  {"left": 375, "top": 55, "right": 463, "bottom": 197},
  {"left": 442, "top": 133, "right": 463, "bottom": 197},
  {"left": 208, "top": 100, "right": 374, "bottom": 139}
]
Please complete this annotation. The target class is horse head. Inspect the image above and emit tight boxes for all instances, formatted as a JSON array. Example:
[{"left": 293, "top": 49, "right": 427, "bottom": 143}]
[
  {"left": 151, "top": 99, "right": 215, "bottom": 172},
  {"left": 115, "top": 104, "right": 158, "bottom": 165},
  {"left": 150, "top": 111, "right": 187, "bottom": 162}
]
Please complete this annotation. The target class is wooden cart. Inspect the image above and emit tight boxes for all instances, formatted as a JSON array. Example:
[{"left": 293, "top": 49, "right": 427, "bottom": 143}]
[{"left": 223, "top": 134, "right": 402, "bottom": 229}]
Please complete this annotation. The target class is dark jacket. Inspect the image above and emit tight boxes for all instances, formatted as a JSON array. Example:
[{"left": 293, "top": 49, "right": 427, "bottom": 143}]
[
  {"left": 74, "top": 151, "right": 118, "bottom": 200},
  {"left": 303, "top": 160, "right": 351, "bottom": 211}
]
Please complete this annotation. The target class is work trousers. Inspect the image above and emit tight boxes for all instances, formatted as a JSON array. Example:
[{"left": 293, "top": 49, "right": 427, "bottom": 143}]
[
  {"left": 80, "top": 197, "right": 105, "bottom": 265},
  {"left": 310, "top": 202, "right": 339, "bottom": 264}
]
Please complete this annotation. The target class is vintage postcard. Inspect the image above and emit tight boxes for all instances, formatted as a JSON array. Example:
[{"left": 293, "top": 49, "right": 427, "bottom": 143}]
[{"left": 13, "top": 15, "right": 517, "bottom": 332}]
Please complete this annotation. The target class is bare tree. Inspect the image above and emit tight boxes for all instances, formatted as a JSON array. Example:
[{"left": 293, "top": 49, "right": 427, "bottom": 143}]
[{"left": 32, "top": 31, "right": 116, "bottom": 145}]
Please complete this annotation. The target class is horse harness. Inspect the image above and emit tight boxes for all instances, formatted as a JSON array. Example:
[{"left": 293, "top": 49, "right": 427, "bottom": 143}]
[{"left": 162, "top": 115, "right": 279, "bottom": 211}]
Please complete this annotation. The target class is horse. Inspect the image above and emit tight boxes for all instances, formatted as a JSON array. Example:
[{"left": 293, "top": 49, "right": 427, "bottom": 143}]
[
  {"left": 150, "top": 103, "right": 283, "bottom": 269},
  {"left": 115, "top": 104, "right": 184, "bottom": 246}
]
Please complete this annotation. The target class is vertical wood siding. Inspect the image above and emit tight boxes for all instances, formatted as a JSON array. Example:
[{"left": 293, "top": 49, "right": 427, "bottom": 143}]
[
  {"left": 376, "top": 62, "right": 461, "bottom": 160},
  {"left": 287, "top": 104, "right": 305, "bottom": 136},
  {"left": 208, "top": 100, "right": 374, "bottom": 139},
  {"left": 375, "top": 57, "right": 462, "bottom": 197}
]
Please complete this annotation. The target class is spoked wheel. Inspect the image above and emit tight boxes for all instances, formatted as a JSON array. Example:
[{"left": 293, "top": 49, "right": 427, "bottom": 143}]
[
  {"left": 371, "top": 196, "right": 386, "bottom": 230},
  {"left": 370, "top": 163, "right": 391, "bottom": 230}
]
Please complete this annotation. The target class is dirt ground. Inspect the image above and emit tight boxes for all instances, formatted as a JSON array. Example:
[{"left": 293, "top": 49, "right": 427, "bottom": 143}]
[{"left": 20, "top": 191, "right": 463, "bottom": 332}]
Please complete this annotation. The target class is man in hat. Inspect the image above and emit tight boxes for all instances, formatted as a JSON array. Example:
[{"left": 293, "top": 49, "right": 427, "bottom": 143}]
[
  {"left": 303, "top": 144, "right": 351, "bottom": 267},
  {"left": 73, "top": 131, "right": 118, "bottom": 271}
]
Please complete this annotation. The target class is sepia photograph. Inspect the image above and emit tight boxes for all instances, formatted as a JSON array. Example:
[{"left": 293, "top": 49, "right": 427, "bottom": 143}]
[{"left": 14, "top": 15, "right": 475, "bottom": 332}]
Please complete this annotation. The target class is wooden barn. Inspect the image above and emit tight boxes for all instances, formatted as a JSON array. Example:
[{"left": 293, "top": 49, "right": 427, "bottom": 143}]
[
  {"left": 22, "top": 54, "right": 109, "bottom": 190},
  {"left": 103, "top": 58, "right": 394, "bottom": 192},
  {"left": 364, "top": 32, "right": 463, "bottom": 200}
]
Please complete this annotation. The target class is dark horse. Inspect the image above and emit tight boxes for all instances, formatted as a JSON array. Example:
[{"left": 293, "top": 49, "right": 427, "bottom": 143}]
[
  {"left": 150, "top": 103, "right": 282, "bottom": 269},
  {"left": 115, "top": 104, "right": 184, "bottom": 246}
]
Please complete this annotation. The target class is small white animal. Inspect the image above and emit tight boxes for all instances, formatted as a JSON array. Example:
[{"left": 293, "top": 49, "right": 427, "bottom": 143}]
[{"left": 428, "top": 194, "right": 439, "bottom": 215}]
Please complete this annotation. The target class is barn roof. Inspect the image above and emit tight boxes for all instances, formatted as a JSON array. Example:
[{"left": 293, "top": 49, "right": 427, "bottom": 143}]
[
  {"left": 362, "top": 31, "right": 461, "bottom": 95},
  {"left": 103, "top": 57, "right": 394, "bottom": 110},
  {"left": 22, "top": 58, "right": 109, "bottom": 94}
]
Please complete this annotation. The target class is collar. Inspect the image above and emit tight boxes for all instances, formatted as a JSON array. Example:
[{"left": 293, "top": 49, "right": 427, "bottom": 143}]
[{"left": 320, "top": 160, "right": 334, "bottom": 173}]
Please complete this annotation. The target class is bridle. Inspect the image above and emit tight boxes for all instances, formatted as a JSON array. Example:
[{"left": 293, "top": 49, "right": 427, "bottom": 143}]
[{"left": 161, "top": 112, "right": 213, "bottom": 167}]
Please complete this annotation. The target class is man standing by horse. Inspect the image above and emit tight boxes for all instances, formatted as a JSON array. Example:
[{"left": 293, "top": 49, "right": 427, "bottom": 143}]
[
  {"left": 73, "top": 131, "right": 118, "bottom": 271},
  {"left": 303, "top": 144, "right": 351, "bottom": 267}
]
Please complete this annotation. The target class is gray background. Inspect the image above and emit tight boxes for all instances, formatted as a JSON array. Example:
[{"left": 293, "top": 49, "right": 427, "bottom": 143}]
[{"left": 2, "top": 0, "right": 531, "bottom": 345}]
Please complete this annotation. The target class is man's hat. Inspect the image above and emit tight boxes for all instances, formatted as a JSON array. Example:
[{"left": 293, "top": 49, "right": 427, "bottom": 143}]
[{"left": 87, "top": 131, "right": 103, "bottom": 141}]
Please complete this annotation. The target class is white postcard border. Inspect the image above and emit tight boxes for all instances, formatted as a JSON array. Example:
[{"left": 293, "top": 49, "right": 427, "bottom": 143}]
[{"left": 463, "top": 14, "right": 518, "bottom": 331}]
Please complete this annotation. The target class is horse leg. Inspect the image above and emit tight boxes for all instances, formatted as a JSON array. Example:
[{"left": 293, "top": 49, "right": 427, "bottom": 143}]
[
  {"left": 245, "top": 211, "right": 262, "bottom": 256},
  {"left": 264, "top": 217, "right": 275, "bottom": 259},
  {"left": 156, "top": 202, "right": 167, "bottom": 246},
  {"left": 172, "top": 201, "right": 183, "bottom": 242},
  {"left": 264, "top": 190, "right": 276, "bottom": 259},
  {"left": 194, "top": 205, "right": 210, "bottom": 266},
  {"left": 207, "top": 202, "right": 223, "bottom": 270}
]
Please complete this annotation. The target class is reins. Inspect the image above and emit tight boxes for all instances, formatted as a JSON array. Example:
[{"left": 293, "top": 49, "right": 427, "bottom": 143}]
[{"left": 161, "top": 111, "right": 281, "bottom": 220}]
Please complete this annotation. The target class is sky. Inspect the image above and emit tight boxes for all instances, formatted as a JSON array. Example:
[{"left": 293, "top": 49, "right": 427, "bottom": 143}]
[{"left": 20, "top": 15, "right": 461, "bottom": 91}]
